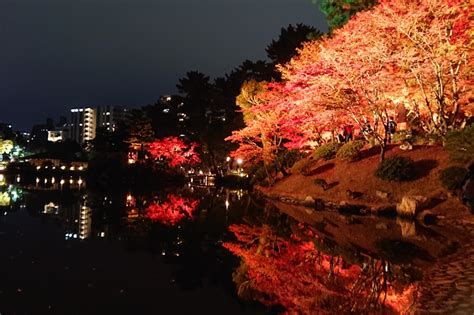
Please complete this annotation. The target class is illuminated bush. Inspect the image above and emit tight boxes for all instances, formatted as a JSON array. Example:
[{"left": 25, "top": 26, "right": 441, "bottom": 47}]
[
  {"left": 290, "top": 158, "right": 312, "bottom": 175},
  {"left": 439, "top": 166, "right": 468, "bottom": 191},
  {"left": 444, "top": 125, "right": 474, "bottom": 164},
  {"left": 312, "top": 142, "right": 342, "bottom": 161},
  {"left": 279, "top": 150, "right": 302, "bottom": 169},
  {"left": 336, "top": 140, "right": 365, "bottom": 161},
  {"left": 376, "top": 156, "right": 415, "bottom": 181}
]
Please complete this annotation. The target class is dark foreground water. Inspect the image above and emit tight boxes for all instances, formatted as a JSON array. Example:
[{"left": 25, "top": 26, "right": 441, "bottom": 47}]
[{"left": 0, "top": 177, "right": 467, "bottom": 314}]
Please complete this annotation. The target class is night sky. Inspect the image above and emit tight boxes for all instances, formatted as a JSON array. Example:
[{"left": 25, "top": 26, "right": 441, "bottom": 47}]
[{"left": 1, "top": 0, "right": 327, "bottom": 130}]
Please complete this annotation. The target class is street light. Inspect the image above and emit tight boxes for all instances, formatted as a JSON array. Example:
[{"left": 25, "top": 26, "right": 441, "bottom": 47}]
[{"left": 236, "top": 158, "right": 243, "bottom": 165}]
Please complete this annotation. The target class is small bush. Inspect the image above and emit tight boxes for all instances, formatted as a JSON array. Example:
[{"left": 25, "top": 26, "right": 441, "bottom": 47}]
[
  {"left": 312, "top": 142, "right": 341, "bottom": 161},
  {"left": 336, "top": 140, "right": 365, "bottom": 161},
  {"left": 376, "top": 156, "right": 415, "bottom": 181},
  {"left": 279, "top": 150, "right": 302, "bottom": 169},
  {"left": 444, "top": 124, "right": 474, "bottom": 164},
  {"left": 439, "top": 166, "right": 468, "bottom": 191},
  {"left": 290, "top": 158, "right": 312, "bottom": 175},
  {"left": 392, "top": 131, "right": 410, "bottom": 144}
]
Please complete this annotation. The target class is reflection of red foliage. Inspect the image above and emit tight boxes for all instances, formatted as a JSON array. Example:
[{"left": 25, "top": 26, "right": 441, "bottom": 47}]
[
  {"left": 145, "top": 195, "right": 199, "bottom": 225},
  {"left": 147, "top": 137, "right": 201, "bottom": 168},
  {"left": 223, "top": 224, "right": 415, "bottom": 314}
]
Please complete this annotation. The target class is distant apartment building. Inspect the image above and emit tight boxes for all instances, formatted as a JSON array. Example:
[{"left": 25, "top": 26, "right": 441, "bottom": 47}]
[
  {"left": 96, "top": 105, "right": 129, "bottom": 132},
  {"left": 69, "top": 106, "right": 129, "bottom": 145},
  {"left": 69, "top": 108, "right": 97, "bottom": 145}
]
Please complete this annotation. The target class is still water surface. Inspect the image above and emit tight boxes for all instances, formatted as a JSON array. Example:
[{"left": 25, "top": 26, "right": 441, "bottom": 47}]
[{"left": 0, "top": 177, "right": 460, "bottom": 314}]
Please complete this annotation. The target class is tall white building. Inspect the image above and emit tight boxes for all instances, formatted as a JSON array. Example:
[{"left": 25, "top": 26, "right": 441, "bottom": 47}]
[
  {"left": 69, "top": 106, "right": 129, "bottom": 145},
  {"left": 70, "top": 108, "right": 97, "bottom": 145}
]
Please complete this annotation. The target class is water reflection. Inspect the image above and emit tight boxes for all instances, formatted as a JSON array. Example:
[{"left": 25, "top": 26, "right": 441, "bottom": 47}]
[
  {"left": 224, "top": 223, "right": 415, "bottom": 314},
  {"left": 0, "top": 176, "right": 465, "bottom": 314}
]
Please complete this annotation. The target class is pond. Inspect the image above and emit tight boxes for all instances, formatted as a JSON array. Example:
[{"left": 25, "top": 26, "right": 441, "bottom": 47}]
[{"left": 0, "top": 176, "right": 470, "bottom": 314}]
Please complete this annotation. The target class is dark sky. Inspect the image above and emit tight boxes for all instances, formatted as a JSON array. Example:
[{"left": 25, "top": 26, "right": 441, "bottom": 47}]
[{"left": 0, "top": 0, "right": 327, "bottom": 130}]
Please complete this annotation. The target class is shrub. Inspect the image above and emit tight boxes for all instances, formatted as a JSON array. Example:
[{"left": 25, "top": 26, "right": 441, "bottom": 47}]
[
  {"left": 392, "top": 131, "right": 410, "bottom": 144},
  {"left": 439, "top": 166, "right": 468, "bottom": 191},
  {"left": 312, "top": 142, "right": 341, "bottom": 161},
  {"left": 376, "top": 156, "right": 415, "bottom": 181},
  {"left": 290, "top": 158, "right": 312, "bottom": 175},
  {"left": 336, "top": 140, "right": 365, "bottom": 161},
  {"left": 444, "top": 124, "right": 474, "bottom": 164},
  {"left": 279, "top": 150, "right": 302, "bottom": 169}
]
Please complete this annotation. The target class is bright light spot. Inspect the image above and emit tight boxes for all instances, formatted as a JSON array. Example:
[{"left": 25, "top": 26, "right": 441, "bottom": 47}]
[
  {"left": 236, "top": 158, "right": 243, "bottom": 165},
  {"left": 36, "top": 166, "right": 41, "bottom": 170},
  {"left": 226, "top": 156, "right": 231, "bottom": 162},
  {"left": 61, "top": 166, "right": 66, "bottom": 170},
  {"left": 70, "top": 166, "right": 75, "bottom": 171}
]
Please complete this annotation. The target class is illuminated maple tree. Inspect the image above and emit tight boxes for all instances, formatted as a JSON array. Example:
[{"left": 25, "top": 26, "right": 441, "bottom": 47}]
[
  {"left": 145, "top": 194, "right": 199, "bottom": 225},
  {"left": 230, "top": 0, "right": 472, "bottom": 161},
  {"left": 147, "top": 136, "right": 201, "bottom": 168}
]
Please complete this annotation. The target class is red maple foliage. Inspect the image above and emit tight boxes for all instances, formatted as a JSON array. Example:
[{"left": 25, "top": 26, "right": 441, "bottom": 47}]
[
  {"left": 147, "top": 137, "right": 201, "bottom": 168},
  {"left": 223, "top": 224, "right": 415, "bottom": 314},
  {"left": 229, "top": 0, "right": 473, "bottom": 161},
  {"left": 144, "top": 194, "right": 199, "bottom": 225}
]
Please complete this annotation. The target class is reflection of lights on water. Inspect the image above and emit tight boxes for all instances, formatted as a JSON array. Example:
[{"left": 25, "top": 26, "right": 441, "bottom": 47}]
[{"left": 225, "top": 200, "right": 230, "bottom": 210}]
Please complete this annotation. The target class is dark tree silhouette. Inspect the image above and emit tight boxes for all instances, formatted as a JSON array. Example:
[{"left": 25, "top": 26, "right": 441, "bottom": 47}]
[{"left": 266, "top": 23, "right": 321, "bottom": 66}]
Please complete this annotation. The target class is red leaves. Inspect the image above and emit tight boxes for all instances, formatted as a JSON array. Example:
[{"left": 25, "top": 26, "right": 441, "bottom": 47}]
[
  {"left": 144, "top": 194, "right": 199, "bottom": 225},
  {"left": 147, "top": 137, "right": 201, "bottom": 168},
  {"left": 223, "top": 224, "right": 416, "bottom": 313}
]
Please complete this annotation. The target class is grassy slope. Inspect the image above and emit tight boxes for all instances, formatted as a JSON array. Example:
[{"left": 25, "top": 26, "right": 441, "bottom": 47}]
[{"left": 262, "top": 145, "right": 470, "bottom": 218}]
